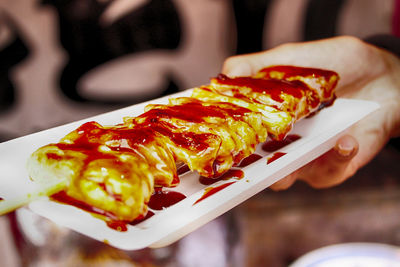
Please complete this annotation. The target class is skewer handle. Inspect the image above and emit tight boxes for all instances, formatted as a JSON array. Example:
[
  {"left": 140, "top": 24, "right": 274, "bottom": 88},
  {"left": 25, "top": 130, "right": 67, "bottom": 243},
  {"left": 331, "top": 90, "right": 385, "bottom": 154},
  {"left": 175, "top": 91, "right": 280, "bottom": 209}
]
[{"left": 0, "top": 180, "right": 66, "bottom": 216}]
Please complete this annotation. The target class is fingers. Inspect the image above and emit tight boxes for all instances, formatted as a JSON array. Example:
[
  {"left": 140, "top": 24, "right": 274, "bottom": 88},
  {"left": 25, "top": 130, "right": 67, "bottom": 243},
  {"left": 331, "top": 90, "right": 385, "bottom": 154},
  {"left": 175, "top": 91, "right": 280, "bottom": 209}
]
[
  {"left": 222, "top": 53, "right": 264, "bottom": 77},
  {"left": 221, "top": 45, "right": 300, "bottom": 77},
  {"left": 297, "top": 134, "right": 359, "bottom": 188},
  {"left": 270, "top": 135, "right": 359, "bottom": 190},
  {"left": 220, "top": 36, "right": 399, "bottom": 191},
  {"left": 269, "top": 173, "right": 297, "bottom": 191},
  {"left": 221, "top": 41, "right": 313, "bottom": 77},
  {"left": 222, "top": 36, "right": 388, "bottom": 91}
]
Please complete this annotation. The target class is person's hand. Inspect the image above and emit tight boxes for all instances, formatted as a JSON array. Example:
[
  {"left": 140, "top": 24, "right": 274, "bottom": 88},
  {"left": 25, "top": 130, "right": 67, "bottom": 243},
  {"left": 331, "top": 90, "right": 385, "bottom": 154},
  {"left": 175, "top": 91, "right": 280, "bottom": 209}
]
[{"left": 222, "top": 36, "right": 400, "bottom": 189}]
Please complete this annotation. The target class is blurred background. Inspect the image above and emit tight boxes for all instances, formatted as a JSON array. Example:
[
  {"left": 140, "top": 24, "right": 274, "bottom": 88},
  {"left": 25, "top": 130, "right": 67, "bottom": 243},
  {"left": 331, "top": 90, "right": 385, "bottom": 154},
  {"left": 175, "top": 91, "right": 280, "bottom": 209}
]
[{"left": 0, "top": 0, "right": 399, "bottom": 266}]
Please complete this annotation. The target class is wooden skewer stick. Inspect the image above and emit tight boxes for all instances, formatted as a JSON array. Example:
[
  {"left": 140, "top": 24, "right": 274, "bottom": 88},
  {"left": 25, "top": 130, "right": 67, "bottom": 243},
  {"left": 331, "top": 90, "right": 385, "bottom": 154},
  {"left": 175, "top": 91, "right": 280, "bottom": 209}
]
[{"left": 0, "top": 179, "right": 67, "bottom": 216}]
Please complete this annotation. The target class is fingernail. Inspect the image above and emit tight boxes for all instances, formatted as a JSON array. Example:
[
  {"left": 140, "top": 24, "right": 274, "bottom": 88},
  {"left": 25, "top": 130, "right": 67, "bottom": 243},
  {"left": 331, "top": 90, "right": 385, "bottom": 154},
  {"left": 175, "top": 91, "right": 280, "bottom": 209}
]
[{"left": 336, "top": 138, "right": 355, "bottom": 157}]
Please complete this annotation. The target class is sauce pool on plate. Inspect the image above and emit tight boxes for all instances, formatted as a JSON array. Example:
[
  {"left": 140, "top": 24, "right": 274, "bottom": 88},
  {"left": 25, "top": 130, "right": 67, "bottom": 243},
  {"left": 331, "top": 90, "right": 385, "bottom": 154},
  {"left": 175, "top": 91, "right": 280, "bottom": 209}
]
[
  {"left": 193, "top": 182, "right": 236, "bottom": 205},
  {"left": 236, "top": 153, "right": 263, "bottom": 167},
  {"left": 199, "top": 169, "right": 244, "bottom": 185},
  {"left": 267, "top": 152, "right": 287, "bottom": 164},
  {"left": 51, "top": 188, "right": 186, "bottom": 231},
  {"left": 147, "top": 188, "right": 186, "bottom": 211},
  {"left": 262, "top": 134, "right": 301, "bottom": 152}
]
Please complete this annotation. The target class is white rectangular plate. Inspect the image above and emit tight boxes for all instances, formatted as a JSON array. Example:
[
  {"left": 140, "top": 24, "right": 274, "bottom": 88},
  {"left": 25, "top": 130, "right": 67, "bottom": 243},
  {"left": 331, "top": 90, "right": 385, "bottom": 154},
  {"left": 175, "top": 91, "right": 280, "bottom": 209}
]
[{"left": 0, "top": 89, "right": 379, "bottom": 250}]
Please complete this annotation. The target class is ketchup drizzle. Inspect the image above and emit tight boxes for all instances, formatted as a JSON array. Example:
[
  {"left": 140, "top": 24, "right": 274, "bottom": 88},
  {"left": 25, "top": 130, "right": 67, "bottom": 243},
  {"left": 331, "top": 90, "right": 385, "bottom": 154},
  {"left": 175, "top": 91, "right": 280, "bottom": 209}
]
[
  {"left": 177, "top": 164, "right": 191, "bottom": 175},
  {"left": 106, "top": 220, "right": 128, "bottom": 232},
  {"left": 258, "top": 65, "right": 339, "bottom": 98},
  {"left": 51, "top": 188, "right": 186, "bottom": 230},
  {"left": 259, "top": 65, "right": 338, "bottom": 80},
  {"left": 139, "top": 100, "right": 250, "bottom": 124},
  {"left": 51, "top": 191, "right": 132, "bottom": 232},
  {"left": 236, "top": 153, "right": 262, "bottom": 167},
  {"left": 267, "top": 152, "right": 286, "bottom": 164},
  {"left": 147, "top": 187, "right": 186, "bottom": 210},
  {"left": 51, "top": 191, "right": 119, "bottom": 221},
  {"left": 129, "top": 211, "right": 155, "bottom": 226},
  {"left": 193, "top": 182, "right": 236, "bottom": 205},
  {"left": 215, "top": 74, "right": 307, "bottom": 103},
  {"left": 199, "top": 169, "right": 244, "bottom": 185},
  {"left": 262, "top": 134, "right": 301, "bottom": 152}
]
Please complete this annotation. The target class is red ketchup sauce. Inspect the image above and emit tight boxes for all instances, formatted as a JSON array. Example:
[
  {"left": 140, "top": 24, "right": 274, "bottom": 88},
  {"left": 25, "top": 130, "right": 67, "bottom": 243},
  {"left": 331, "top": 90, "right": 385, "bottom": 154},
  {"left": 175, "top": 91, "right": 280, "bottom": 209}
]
[
  {"left": 129, "top": 211, "right": 155, "bottom": 226},
  {"left": 68, "top": 121, "right": 208, "bottom": 157},
  {"left": 193, "top": 182, "right": 236, "bottom": 205},
  {"left": 259, "top": 65, "right": 337, "bottom": 80},
  {"left": 147, "top": 187, "right": 186, "bottom": 211},
  {"left": 50, "top": 191, "right": 131, "bottom": 232},
  {"left": 262, "top": 134, "right": 301, "bottom": 152},
  {"left": 140, "top": 100, "right": 251, "bottom": 124},
  {"left": 51, "top": 191, "right": 119, "bottom": 221},
  {"left": 46, "top": 100, "right": 253, "bottom": 231},
  {"left": 51, "top": 188, "right": 186, "bottom": 230},
  {"left": 177, "top": 164, "right": 191, "bottom": 175},
  {"left": 57, "top": 120, "right": 214, "bottom": 181},
  {"left": 199, "top": 169, "right": 244, "bottom": 185},
  {"left": 258, "top": 65, "right": 339, "bottom": 99},
  {"left": 267, "top": 152, "right": 287, "bottom": 164},
  {"left": 106, "top": 220, "right": 128, "bottom": 232},
  {"left": 236, "top": 153, "right": 263, "bottom": 167},
  {"left": 215, "top": 74, "right": 307, "bottom": 103}
]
